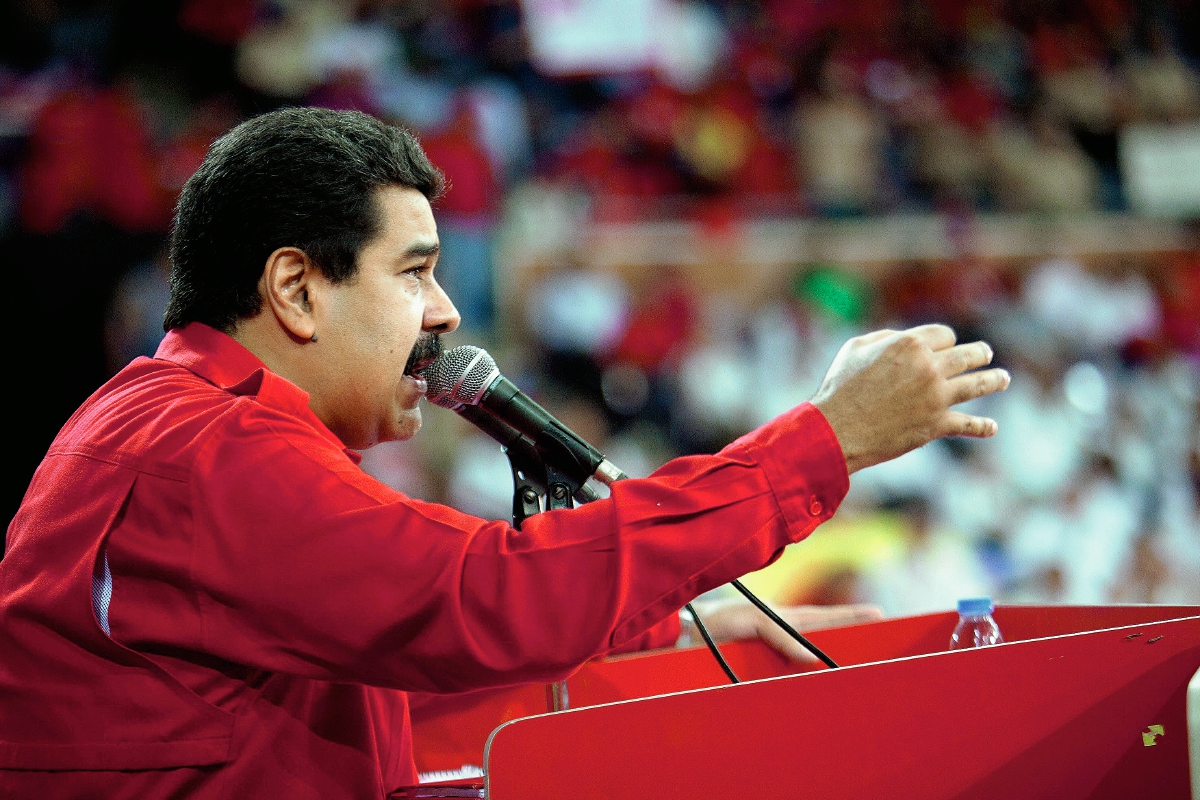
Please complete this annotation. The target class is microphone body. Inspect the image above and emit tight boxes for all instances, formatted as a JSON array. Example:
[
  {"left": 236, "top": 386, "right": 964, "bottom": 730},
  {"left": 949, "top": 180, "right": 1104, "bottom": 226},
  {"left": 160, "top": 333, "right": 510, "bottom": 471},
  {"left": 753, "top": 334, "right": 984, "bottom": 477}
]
[{"left": 424, "top": 346, "right": 626, "bottom": 486}]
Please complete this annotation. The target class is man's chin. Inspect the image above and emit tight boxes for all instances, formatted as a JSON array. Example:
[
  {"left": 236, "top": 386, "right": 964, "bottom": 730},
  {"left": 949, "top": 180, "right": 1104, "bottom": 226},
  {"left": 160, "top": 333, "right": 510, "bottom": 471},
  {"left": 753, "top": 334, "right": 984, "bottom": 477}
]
[{"left": 387, "top": 407, "right": 423, "bottom": 443}]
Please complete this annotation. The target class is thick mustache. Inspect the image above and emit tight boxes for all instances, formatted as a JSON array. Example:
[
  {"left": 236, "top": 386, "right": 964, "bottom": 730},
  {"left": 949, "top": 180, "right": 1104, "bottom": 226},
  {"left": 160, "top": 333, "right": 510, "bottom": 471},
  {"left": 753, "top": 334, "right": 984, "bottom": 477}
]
[{"left": 405, "top": 333, "right": 443, "bottom": 375}]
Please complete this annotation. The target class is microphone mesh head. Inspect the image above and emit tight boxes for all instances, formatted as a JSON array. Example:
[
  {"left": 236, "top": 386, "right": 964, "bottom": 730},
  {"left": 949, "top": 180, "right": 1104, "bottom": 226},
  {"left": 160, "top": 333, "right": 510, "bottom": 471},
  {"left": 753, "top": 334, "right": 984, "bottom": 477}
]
[{"left": 423, "top": 345, "right": 500, "bottom": 408}]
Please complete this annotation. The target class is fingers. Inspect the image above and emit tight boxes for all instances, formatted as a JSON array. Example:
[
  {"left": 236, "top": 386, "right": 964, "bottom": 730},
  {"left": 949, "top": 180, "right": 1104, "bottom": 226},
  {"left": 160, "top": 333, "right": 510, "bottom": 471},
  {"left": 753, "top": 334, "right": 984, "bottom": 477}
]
[
  {"left": 933, "top": 342, "right": 1008, "bottom": 438},
  {"left": 935, "top": 341, "right": 994, "bottom": 378},
  {"left": 757, "top": 604, "right": 886, "bottom": 663},
  {"left": 759, "top": 624, "right": 820, "bottom": 664},
  {"left": 941, "top": 410, "right": 999, "bottom": 438},
  {"left": 905, "top": 323, "right": 957, "bottom": 352},
  {"left": 696, "top": 599, "right": 887, "bottom": 664},
  {"left": 777, "top": 604, "right": 884, "bottom": 632},
  {"left": 945, "top": 366, "right": 1011, "bottom": 406},
  {"left": 818, "top": 604, "right": 885, "bottom": 626}
]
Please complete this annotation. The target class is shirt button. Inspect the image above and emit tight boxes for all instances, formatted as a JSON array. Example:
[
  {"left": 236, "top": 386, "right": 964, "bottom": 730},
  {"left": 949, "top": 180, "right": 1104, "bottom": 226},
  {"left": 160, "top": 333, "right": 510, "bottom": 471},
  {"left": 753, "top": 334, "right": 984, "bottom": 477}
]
[{"left": 809, "top": 497, "right": 823, "bottom": 516}]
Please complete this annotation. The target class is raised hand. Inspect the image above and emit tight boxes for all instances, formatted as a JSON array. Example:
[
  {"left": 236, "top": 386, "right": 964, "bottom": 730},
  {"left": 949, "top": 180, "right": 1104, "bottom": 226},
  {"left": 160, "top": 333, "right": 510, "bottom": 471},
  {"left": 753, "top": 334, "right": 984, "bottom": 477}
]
[{"left": 811, "top": 324, "right": 1011, "bottom": 474}]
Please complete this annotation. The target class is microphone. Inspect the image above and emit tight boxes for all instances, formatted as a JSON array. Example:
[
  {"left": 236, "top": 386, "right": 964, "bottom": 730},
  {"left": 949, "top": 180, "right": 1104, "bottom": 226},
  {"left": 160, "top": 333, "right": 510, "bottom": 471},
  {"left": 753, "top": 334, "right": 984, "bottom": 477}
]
[{"left": 422, "top": 346, "right": 627, "bottom": 487}]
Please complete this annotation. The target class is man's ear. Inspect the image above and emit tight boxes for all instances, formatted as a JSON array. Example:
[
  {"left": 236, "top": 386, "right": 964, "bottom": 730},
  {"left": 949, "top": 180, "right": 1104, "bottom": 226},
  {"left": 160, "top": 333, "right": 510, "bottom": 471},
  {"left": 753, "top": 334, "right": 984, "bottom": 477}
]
[{"left": 260, "top": 247, "right": 318, "bottom": 342}]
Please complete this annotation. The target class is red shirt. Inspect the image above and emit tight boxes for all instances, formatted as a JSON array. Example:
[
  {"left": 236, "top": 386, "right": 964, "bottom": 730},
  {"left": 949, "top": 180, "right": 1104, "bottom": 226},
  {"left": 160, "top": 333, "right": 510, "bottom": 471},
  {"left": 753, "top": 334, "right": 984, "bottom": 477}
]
[{"left": 0, "top": 323, "right": 848, "bottom": 799}]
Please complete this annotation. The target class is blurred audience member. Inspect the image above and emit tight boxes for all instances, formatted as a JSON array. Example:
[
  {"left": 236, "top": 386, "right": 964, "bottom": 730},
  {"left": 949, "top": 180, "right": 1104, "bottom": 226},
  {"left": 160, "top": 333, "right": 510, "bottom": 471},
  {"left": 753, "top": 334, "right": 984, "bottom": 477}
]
[{"left": 792, "top": 58, "right": 887, "bottom": 216}]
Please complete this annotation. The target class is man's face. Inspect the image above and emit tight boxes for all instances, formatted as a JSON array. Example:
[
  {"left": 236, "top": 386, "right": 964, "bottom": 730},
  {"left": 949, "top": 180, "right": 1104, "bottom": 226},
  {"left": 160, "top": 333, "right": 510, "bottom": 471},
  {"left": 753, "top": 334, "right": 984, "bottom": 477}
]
[{"left": 309, "top": 186, "right": 460, "bottom": 449}]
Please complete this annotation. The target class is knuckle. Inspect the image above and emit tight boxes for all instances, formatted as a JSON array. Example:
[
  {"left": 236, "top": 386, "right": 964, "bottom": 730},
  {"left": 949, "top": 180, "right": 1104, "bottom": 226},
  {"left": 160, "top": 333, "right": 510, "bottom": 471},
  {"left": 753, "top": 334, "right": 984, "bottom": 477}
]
[
  {"left": 920, "top": 358, "right": 941, "bottom": 383},
  {"left": 969, "top": 416, "right": 991, "bottom": 436},
  {"left": 885, "top": 334, "right": 911, "bottom": 356}
]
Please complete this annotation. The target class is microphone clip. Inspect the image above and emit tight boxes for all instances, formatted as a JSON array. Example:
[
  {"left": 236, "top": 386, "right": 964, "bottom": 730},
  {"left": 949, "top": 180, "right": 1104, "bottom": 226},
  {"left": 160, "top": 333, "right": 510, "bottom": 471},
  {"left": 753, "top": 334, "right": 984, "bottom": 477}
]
[
  {"left": 510, "top": 456, "right": 581, "bottom": 527},
  {"left": 450, "top": 402, "right": 596, "bottom": 528}
]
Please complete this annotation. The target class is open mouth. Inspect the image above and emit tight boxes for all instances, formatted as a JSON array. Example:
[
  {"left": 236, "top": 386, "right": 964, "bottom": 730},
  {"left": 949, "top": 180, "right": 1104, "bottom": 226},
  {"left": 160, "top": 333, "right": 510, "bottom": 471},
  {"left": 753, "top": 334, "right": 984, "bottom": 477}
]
[
  {"left": 404, "top": 334, "right": 443, "bottom": 379},
  {"left": 407, "top": 358, "right": 437, "bottom": 379}
]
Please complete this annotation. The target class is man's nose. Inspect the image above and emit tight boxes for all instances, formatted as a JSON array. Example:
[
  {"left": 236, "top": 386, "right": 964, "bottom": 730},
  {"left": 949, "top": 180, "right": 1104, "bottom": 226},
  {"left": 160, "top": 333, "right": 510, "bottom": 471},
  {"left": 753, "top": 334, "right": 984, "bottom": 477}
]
[{"left": 425, "top": 280, "right": 461, "bottom": 334}]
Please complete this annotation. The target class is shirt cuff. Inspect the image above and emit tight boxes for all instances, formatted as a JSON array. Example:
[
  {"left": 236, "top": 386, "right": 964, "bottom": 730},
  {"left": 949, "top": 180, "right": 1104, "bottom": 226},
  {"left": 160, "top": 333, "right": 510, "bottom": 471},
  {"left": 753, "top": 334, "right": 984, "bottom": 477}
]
[{"left": 724, "top": 402, "right": 849, "bottom": 539}]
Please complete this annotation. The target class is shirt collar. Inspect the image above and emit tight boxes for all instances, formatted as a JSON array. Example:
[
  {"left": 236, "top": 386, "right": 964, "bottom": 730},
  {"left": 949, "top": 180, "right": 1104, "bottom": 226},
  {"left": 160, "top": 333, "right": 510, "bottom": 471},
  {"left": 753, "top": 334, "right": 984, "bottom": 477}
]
[{"left": 155, "top": 323, "right": 361, "bottom": 463}]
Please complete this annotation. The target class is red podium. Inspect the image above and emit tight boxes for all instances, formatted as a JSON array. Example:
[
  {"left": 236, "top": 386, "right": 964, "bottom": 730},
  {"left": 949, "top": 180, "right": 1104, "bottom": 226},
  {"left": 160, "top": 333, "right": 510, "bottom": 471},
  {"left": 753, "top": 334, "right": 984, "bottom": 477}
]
[{"left": 403, "top": 605, "right": 1200, "bottom": 799}]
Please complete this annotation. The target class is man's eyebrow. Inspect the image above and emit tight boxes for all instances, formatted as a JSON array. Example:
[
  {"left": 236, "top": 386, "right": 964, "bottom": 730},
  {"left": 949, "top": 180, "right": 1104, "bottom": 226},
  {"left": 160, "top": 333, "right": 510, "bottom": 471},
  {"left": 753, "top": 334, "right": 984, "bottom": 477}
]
[{"left": 404, "top": 242, "right": 440, "bottom": 259}]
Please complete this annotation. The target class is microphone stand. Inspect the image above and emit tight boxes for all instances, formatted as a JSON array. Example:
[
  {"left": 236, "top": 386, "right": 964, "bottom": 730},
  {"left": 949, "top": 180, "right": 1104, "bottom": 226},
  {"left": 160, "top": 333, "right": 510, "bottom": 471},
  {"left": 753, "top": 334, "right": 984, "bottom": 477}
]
[{"left": 490, "top": 420, "right": 585, "bottom": 712}]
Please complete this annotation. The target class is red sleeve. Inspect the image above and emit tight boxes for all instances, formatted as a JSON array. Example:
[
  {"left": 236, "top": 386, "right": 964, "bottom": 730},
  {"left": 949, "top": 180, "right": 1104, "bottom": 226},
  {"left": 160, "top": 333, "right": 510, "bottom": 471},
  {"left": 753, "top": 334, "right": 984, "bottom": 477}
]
[{"left": 108, "top": 401, "right": 847, "bottom": 694}]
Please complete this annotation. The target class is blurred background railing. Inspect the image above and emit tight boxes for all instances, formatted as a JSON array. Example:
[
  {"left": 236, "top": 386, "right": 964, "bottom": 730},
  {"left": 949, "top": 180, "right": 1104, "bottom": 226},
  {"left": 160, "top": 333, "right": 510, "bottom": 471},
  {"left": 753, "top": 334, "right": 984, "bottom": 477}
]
[{"left": 2, "top": 0, "right": 1197, "bottom": 613}]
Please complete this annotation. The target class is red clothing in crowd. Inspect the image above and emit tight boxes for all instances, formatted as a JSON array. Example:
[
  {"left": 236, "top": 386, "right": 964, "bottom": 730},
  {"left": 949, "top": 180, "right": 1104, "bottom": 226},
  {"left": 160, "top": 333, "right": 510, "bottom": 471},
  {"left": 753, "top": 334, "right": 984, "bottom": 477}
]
[
  {"left": 20, "top": 88, "right": 172, "bottom": 234},
  {"left": 0, "top": 323, "right": 848, "bottom": 799}
]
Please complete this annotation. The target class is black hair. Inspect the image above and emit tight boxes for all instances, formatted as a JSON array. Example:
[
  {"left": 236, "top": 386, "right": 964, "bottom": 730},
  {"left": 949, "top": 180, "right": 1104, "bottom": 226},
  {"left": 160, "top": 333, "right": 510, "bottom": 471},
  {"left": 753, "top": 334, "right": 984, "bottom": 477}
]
[{"left": 164, "top": 107, "right": 444, "bottom": 332}]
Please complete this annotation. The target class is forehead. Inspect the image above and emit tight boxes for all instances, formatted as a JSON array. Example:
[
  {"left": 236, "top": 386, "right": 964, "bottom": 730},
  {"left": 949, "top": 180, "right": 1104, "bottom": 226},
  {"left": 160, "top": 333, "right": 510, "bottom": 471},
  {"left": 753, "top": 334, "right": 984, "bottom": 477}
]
[{"left": 368, "top": 185, "right": 438, "bottom": 253}]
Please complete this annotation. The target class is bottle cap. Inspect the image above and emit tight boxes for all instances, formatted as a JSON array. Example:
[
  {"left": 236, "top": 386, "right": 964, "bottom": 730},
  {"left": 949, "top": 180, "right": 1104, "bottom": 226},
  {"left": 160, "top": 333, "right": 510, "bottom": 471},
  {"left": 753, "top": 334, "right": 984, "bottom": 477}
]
[{"left": 957, "top": 597, "right": 995, "bottom": 615}]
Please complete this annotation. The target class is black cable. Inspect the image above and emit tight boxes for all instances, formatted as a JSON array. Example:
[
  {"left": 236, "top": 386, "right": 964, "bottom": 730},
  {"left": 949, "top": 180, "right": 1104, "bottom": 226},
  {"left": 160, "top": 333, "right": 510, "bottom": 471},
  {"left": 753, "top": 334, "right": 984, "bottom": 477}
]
[
  {"left": 730, "top": 579, "right": 839, "bottom": 669},
  {"left": 684, "top": 602, "right": 739, "bottom": 683}
]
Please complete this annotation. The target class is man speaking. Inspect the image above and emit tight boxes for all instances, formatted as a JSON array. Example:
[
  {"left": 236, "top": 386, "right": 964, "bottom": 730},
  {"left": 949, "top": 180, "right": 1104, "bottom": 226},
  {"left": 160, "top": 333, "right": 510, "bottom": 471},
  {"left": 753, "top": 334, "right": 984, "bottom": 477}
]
[{"left": 0, "top": 107, "right": 1010, "bottom": 798}]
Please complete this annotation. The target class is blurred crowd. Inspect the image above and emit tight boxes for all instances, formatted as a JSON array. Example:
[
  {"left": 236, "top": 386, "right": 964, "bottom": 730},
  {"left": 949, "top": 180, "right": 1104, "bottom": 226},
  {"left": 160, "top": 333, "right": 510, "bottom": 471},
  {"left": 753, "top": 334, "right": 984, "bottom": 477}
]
[
  {"left": 2, "top": 0, "right": 1199, "bottom": 613},
  {"left": 8, "top": 1, "right": 1200, "bottom": 214}
]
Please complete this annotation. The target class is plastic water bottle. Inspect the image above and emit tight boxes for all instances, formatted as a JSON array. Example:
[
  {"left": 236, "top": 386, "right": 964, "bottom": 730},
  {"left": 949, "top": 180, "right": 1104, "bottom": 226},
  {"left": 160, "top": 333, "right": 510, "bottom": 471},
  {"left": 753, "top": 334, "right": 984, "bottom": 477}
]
[{"left": 949, "top": 597, "right": 1003, "bottom": 650}]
